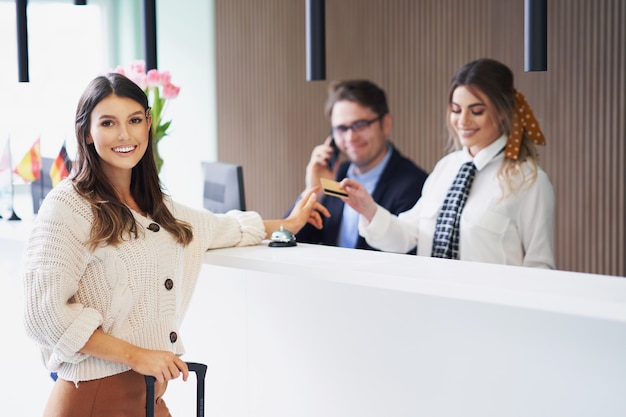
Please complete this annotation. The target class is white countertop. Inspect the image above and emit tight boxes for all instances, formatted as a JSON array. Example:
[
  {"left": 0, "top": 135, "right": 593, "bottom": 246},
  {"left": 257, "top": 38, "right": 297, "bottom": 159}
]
[{"left": 204, "top": 242, "right": 626, "bottom": 323}]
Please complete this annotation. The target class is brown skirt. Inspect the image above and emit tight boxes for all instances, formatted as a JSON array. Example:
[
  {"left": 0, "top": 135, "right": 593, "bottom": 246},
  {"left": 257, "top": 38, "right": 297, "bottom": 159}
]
[{"left": 42, "top": 370, "right": 171, "bottom": 417}]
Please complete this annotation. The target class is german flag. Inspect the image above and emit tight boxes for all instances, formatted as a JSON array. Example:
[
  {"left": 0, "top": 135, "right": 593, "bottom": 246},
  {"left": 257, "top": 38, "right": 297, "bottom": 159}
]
[
  {"left": 50, "top": 142, "right": 71, "bottom": 187},
  {"left": 14, "top": 138, "right": 41, "bottom": 182}
]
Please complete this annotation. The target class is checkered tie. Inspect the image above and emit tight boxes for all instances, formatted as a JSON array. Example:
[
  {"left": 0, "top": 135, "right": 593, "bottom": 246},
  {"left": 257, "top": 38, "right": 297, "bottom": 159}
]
[{"left": 431, "top": 161, "right": 477, "bottom": 259}]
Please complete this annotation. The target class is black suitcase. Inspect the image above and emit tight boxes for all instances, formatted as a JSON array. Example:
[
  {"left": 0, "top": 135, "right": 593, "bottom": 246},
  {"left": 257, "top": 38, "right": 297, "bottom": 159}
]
[{"left": 144, "top": 362, "right": 207, "bottom": 417}]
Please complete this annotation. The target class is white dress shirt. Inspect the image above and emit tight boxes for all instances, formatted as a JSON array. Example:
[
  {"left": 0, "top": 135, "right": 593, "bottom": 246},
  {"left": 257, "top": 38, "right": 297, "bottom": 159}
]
[
  {"left": 338, "top": 144, "right": 392, "bottom": 248},
  {"left": 359, "top": 136, "right": 555, "bottom": 268}
]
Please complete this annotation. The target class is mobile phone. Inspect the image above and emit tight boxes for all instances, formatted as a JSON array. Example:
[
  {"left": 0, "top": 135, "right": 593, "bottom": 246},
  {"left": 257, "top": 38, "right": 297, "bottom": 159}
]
[{"left": 328, "top": 137, "right": 340, "bottom": 171}]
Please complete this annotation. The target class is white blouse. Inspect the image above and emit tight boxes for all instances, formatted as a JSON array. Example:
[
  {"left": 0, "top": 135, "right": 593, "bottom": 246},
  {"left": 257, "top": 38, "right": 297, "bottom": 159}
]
[{"left": 359, "top": 136, "right": 556, "bottom": 268}]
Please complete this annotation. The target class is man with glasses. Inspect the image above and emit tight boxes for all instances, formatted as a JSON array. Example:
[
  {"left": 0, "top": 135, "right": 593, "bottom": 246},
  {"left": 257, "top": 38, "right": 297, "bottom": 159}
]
[{"left": 293, "top": 79, "right": 428, "bottom": 251}]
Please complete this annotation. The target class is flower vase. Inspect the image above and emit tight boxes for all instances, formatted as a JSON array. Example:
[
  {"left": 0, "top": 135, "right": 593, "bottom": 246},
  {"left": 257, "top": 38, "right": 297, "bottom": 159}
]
[{"left": 153, "top": 133, "right": 165, "bottom": 174}]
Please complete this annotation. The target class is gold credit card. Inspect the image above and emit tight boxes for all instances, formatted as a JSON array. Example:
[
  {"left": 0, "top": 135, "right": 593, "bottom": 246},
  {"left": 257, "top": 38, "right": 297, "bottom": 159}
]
[{"left": 320, "top": 178, "right": 348, "bottom": 198}]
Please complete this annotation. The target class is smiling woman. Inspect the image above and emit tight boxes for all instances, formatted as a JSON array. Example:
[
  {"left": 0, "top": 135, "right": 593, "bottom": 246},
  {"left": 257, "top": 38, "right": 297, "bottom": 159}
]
[
  {"left": 86, "top": 94, "right": 152, "bottom": 203},
  {"left": 449, "top": 86, "right": 502, "bottom": 157},
  {"left": 19, "top": 71, "right": 326, "bottom": 417}
]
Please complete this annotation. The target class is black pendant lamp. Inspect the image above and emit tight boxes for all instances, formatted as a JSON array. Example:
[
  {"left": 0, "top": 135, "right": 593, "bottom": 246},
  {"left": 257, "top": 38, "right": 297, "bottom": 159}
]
[
  {"left": 524, "top": 0, "right": 547, "bottom": 72},
  {"left": 143, "top": 0, "right": 158, "bottom": 70},
  {"left": 16, "top": 0, "right": 29, "bottom": 82},
  {"left": 306, "top": 0, "right": 326, "bottom": 81}
]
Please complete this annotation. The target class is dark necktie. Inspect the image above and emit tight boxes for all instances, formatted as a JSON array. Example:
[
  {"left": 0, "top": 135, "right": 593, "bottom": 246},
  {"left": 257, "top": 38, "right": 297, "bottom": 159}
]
[{"left": 431, "top": 161, "right": 477, "bottom": 259}]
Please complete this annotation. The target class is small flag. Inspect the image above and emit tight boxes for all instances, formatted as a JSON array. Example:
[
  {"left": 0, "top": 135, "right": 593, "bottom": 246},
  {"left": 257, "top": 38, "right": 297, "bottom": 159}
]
[
  {"left": 50, "top": 142, "right": 71, "bottom": 187},
  {"left": 0, "top": 138, "right": 12, "bottom": 193},
  {"left": 0, "top": 139, "right": 10, "bottom": 173},
  {"left": 14, "top": 138, "right": 41, "bottom": 182}
]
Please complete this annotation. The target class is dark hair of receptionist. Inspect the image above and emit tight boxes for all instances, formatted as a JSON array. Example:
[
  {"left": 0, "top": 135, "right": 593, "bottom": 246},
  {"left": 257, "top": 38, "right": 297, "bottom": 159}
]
[
  {"left": 447, "top": 58, "right": 516, "bottom": 139},
  {"left": 72, "top": 73, "right": 193, "bottom": 250},
  {"left": 324, "top": 79, "right": 390, "bottom": 119}
]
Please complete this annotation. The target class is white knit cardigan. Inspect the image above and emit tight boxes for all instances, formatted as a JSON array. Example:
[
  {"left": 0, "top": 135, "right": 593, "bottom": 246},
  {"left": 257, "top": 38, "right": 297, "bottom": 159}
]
[{"left": 22, "top": 179, "right": 265, "bottom": 383}]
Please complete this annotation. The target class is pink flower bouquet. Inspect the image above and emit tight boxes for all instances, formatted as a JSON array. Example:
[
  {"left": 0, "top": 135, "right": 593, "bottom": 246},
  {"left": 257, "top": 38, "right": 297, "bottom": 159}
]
[{"left": 114, "top": 60, "right": 181, "bottom": 173}]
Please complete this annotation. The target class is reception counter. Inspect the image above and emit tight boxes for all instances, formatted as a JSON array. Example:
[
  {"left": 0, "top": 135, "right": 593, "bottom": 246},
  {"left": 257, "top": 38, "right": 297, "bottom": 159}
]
[
  {"left": 3, "top": 217, "right": 626, "bottom": 416},
  {"left": 174, "top": 243, "right": 626, "bottom": 417}
]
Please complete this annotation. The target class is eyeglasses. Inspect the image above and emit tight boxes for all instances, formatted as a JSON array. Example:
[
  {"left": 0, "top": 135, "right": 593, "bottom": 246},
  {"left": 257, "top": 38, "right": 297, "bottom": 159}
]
[{"left": 330, "top": 115, "right": 384, "bottom": 138}]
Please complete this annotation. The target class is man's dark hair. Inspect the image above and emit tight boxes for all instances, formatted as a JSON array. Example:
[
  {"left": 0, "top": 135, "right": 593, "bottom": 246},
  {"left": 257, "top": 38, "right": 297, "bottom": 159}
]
[{"left": 324, "top": 80, "right": 389, "bottom": 118}]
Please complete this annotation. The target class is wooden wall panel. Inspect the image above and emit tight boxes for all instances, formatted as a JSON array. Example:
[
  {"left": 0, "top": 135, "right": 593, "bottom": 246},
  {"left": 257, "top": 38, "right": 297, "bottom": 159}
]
[{"left": 215, "top": 0, "right": 625, "bottom": 276}]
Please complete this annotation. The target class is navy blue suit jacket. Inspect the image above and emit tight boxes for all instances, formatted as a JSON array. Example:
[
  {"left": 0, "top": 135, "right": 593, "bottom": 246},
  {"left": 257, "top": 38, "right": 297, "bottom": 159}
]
[{"left": 295, "top": 145, "right": 428, "bottom": 252}]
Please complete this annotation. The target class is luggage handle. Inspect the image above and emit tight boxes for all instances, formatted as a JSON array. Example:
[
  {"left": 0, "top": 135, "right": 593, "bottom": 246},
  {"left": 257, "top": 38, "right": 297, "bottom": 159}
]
[{"left": 145, "top": 361, "right": 207, "bottom": 417}]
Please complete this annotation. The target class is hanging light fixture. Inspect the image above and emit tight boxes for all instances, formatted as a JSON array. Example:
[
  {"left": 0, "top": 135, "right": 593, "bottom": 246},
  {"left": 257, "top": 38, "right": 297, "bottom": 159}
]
[
  {"left": 525, "top": 0, "right": 547, "bottom": 72},
  {"left": 143, "top": 0, "right": 158, "bottom": 70},
  {"left": 16, "top": 0, "right": 29, "bottom": 82},
  {"left": 306, "top": 0, "right": 326, "bottom": 81}
]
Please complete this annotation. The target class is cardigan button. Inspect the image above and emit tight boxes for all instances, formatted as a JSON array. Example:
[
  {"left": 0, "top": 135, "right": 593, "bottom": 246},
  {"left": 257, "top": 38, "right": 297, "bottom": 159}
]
[
  {"left": 147, "top": 223, "right": 160, "bottom": 232},
  {"left": 169, "top": 332, "right": 178, "bottom": 343},
  {"left": 164, "top": 278, "right": 174, "bottom": 290}
]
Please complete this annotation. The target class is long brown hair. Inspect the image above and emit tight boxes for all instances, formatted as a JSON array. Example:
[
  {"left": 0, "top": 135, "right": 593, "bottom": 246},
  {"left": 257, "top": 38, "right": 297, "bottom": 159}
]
[
  {"left": 72, "top": 73, "right": 193, "bottom": 251},
  {"left": 446, "top": 58, "right": 540, "bottom": 196}
]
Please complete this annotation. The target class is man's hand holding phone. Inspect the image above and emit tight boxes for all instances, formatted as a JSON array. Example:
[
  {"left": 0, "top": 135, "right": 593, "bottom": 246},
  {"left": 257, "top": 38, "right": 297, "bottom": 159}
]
[
  {"left": 305, "top": 136, "right": 341, "bottom": 192},
  {"left": 327, "top": 136, "right": 340, "bottom": 171}
]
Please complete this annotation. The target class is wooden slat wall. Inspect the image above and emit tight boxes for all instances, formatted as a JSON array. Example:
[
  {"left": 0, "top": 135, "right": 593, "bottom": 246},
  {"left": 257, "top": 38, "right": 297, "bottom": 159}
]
[{"left": 215, "top": 0, "right": 625, "bottom": 276}]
